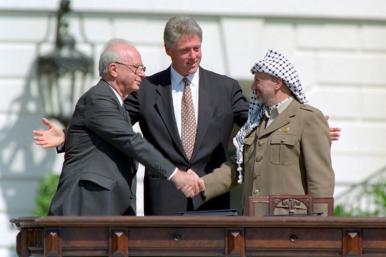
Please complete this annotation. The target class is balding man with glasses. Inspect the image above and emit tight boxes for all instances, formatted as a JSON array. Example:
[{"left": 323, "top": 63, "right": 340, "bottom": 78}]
[{"left": 35, "top": 39, "right": 203, "bottom": 216}]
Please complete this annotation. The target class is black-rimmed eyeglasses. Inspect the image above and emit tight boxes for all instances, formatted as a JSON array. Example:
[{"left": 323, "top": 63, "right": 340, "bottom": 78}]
[{"left": 114, "top": 62, "right": 146, "bottom": 74}]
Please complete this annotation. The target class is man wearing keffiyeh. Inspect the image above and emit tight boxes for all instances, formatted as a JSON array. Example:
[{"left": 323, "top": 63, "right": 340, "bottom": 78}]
[{"left": 199, "top": 49, "right": 335, "bottom": 216}]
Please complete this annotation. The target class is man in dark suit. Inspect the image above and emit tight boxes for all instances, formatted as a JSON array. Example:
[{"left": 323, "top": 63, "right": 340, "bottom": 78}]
[
  {"left": 43, "top": 39, "right": 202, "bottom": 216},
  {"left": 126, "top": 16, "right": 249, "bottom": 215}
]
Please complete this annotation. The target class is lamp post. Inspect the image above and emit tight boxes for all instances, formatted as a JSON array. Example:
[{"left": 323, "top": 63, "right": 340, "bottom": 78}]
[{"left": 37, "top": 0, "right": 93, "bottom": 126}]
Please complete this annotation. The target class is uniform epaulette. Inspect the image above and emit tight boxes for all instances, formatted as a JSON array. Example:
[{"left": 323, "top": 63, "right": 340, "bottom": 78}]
[{"left": 300, "top": 104, "right": 315, "bottom": 112}]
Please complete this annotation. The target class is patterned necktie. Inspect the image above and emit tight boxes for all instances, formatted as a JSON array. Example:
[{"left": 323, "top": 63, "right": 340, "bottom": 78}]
[{"left": 181, "top": 77, "right": 196, "bottom": 160}]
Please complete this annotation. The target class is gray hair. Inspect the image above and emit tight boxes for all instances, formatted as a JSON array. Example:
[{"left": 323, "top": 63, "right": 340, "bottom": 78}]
[
  {"left": 98, "top": 38, "right": 132, "bottom": 76},
  {"left": 164, "top": 16, "right": 202, "bottom": 48}
]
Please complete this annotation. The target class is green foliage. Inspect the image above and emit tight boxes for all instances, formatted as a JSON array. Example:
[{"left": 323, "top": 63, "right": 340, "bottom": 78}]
[
  {"left": 334, "top": 181, "right": 386, "bottom": 217},
  {"left": 34, "top": 173, "right": 60, "bottom": 216},
  {"left": 369, "top": 182, "right": 386, "bottom": 210},
  {"left": 334, "top": 204, "right": 351, "bottom": 216}
]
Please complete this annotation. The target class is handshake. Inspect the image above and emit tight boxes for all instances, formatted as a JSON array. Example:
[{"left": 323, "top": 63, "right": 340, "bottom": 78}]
[{"left": 170, "top": 169, "right": 205, "bottom": 198}]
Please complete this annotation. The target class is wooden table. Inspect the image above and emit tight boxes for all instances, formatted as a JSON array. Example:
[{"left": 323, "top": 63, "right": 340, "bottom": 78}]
[{"left": 10, "top": 216, "right": 386, "bottom": 257}]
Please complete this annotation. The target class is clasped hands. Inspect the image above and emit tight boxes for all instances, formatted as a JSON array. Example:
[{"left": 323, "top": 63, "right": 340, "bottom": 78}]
[{"left": 171, "top": 169, "right": 205, "bottom": 198}]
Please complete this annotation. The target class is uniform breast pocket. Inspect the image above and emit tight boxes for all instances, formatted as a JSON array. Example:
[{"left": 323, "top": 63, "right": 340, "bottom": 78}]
[{"left": 270, "top": 134, "right": 298, "bottom": 165}]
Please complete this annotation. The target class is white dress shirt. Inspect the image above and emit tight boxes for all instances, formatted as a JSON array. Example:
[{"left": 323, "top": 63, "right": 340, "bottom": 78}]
[{"left": 108, "top": 84, "right": 124, "bottom": 106}]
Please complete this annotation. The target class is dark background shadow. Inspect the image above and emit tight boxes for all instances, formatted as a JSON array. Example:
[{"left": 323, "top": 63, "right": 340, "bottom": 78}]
[{"left": 0, "top": 60, "right": 61, "bottom": 256}]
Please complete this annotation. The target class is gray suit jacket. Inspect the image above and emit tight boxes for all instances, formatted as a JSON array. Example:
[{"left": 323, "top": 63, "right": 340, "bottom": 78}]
[{"left": 49, "top": 79, "right": 175, "bottom": 216}]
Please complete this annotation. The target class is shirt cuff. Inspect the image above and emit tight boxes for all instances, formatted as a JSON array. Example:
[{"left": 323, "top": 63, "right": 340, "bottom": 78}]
[
  {"left": 56, "top": 143, "right": 65, "bottom": 153},
  {"left": 167, "top": 168, "right": 178, "bottom": 180}
]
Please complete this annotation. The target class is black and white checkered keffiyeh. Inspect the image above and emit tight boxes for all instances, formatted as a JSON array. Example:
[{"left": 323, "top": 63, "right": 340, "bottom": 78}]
[{"left": 234, "top": 49, "right": 307, "bottom": 183}]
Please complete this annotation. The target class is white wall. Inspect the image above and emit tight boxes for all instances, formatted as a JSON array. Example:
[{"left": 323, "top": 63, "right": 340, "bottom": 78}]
[{"left": 1, "top": 0, "right": 386, "bottom": 256}]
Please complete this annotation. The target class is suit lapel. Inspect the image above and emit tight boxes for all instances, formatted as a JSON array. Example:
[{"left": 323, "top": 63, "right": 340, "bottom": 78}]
[
  {"left": 99, "top": 80, "right": 130, "bottom": 121},
  {"left": 152, "top": 69, "right": 186, "bottom": 158},
  {"left": 258, "top": 100, "right": 299, "bottom": 138},
  {"left": 191, "top": 68, "right": 214, "bottom": 160},
  {"left": 120, "top": 104, "right": 130, "bottom": 122}
]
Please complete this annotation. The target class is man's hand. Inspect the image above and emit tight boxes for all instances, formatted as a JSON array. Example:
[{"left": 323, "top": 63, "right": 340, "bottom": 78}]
[
  {"left": 325, "top": 115, "right": 341, "bottom": 141},
  {"left": 180, "top": 170, "right": 206, "bottom": 198},
  {"left": 32, "top": 118, "right": 65, "bottom": 148},
  {"left": 171, "top": 169, "right": 205, "bottom": 198},
  {"left": 329, "top": 127, "right": 341, "bottom": 141}
]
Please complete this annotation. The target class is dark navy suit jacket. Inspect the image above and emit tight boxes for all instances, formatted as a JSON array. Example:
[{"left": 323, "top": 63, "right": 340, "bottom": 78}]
[{"left": 126, "top": 67, "right": 248, "bottom": 215}]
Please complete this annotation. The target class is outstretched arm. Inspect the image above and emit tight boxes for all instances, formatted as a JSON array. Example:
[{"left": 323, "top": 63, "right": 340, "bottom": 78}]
[
  {"left": 32, "top": 118, "right": 65, "bottom": 148},
  {"left": 179, "top": 163, "right": 236, "bottom": 200}
]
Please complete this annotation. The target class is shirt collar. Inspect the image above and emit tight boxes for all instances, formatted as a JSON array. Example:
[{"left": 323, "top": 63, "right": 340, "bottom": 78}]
[
  {"left": 264, "top": 96, "right": 293, "bottom": 119},
  {"left": 170, "top": 66, "right": 199, "bottom": 88},
  {"left": 106, "top": 83, "right": 124, "bottom": 106}
]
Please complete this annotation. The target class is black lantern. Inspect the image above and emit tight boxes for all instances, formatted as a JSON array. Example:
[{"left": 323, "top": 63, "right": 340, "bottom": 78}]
[{"left": 37, "top": 0, "right": 93, "bottom": 125}]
